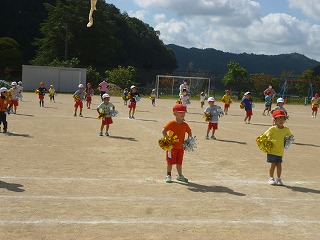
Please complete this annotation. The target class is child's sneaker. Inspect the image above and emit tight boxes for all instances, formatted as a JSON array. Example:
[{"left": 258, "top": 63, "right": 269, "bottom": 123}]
[
  {"left": 99, "top": 132, "right": 103, "bottom": 136},
  {"left": 165, "top": 175, "right": 172, "bottom": 183},
  {"left": 105, "top": 132, "right": 109, "bottom": 136},
  {"left": 276, "top": 178, "right": 283, "bottom": 186},
  {"left": 211, "top": 136, "right": 216, "bottom": 139},
  {"left": 205, "top": 135, "right": 209, "bottom": 140},
  {"left": 176, "top": 175, "right": 188, "bottom": 183},
  {"left": 131, "top": 116, "right": 135, "bottom": 119},
  {"left": 128, "top": 116, "right": 132, "bottom": 119},
  {"left": 79, "top": 114, "right": 83, "bottom": 117},
  {"left": 268, "top": 177, "right": 276, "bottom": 185},
  {"left": 74, "top": 113, "right": 76, "bottom": 117}
]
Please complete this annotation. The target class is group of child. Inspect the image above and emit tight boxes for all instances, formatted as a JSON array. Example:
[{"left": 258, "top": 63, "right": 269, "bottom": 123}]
[{"left": 3, "top": 79, "right": 318, "bottom": 187}]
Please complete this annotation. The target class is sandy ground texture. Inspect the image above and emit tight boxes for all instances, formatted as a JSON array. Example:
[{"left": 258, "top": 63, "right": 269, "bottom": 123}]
[{"left": 0, "top": 92, "right": 320, "bottom": 240}]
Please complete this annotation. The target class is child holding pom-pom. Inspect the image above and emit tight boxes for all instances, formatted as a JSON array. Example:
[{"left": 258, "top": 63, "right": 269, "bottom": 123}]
[
  {"left": 97, "top": 94, "right": 115, "bottom": 136},
  {"left": 204, "top": 97, "right": 223, "bottom": 140},
  {"left": 161, "top": 104, "right": 193, "bottom": 183},
  {"left": 260, "top": 110, "right": 293, "bottom": 186}
]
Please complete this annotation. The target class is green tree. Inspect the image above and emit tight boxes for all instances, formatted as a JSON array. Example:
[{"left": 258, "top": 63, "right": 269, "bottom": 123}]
[
  {"left": 294, "top": 69, "right": 320, "bottom": 97},
  {"left": 49, "top": 57, "right": 80, "bottom": 68},
  {"left": 0, "top": 37, "right": 23, "bottom": 79},
  {"left": 87, "top": 66, "right": 101, "bottom": 88},
  {"left": 223, "top": 60, "right": 250, "bottom": 100},
  {"left": 250, "top": 73, "right": 279, "bottom": 100},
  {"left": 105, "top": 66, "right": 137, "bottom": 89}
]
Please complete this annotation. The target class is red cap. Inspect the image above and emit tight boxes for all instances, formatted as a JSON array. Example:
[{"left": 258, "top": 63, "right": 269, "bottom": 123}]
[
  {"left": 272, "top": 110, "right": 286, "bottom": 119},
  {"left": 315, "top": 93, "right": 319, "bottom": 97},
  {"left": 173, "top": 104, "right": 187, "bottom": 113},
  {"left": 225, "top": 89, "right": 230, "bottom": 93}
]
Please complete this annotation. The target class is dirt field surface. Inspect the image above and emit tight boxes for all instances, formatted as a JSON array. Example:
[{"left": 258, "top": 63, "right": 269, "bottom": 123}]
[{"left": 1, "top": 92, "right": 319, "bottom": 240}]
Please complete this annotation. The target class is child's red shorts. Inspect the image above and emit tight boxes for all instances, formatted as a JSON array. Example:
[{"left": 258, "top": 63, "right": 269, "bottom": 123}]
[
  {"left": 39, "top": 95, "right": 44, "bottom": 100},
  {"left": 166, "top": 149, "right": 184, "bottom": 165},
  {"left": 11, "top": 99, "right": 18, "bottom": 106},
  {"left": 224, "top": 103, "right": 230, "bottom": 108},
  {"left": 86, "top": 96, "right": 92, "bottom": 102},
  {"left": 246, "top": 109, "right": 253, "bottom": 116},
  {"left": 128, "top": 102, "right": 136, "bottom": 109},
  {"left": 208, "top": 122, "right": 218, "bottom": 130},
  {"left": 102, "top": 117, "right": 113, "bottom": 125},
  {"left": 74, "top": 101, "right": 83, "bottom": 108}
]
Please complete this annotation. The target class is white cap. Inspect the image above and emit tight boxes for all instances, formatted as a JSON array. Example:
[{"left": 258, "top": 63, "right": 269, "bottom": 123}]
[
  {"left": 277, "top": 97, "right": 284, "bottom": 103},
  {"left": 18, "top": 81, "right": 22, "bottom": 84},
  {"left": 78, "top": 84, "right": 84, "bottom": 88},
  {"left": 208, "top": 97, "right": 215, "bottom": 102},
  {"left": 130, "top": 85, "right": 136, "bottom": 89},
  {"left": 0, "top": 87, "right": 8, "bottom": 92},
  {"left": 244, "top": 91, "right": 251, "bottom": 95},
  {"left": 102, "top": 93, "right": 110, "bottom": 99},
  {"left": 11, "top": 81, "right": 17, "bottom": 86}
]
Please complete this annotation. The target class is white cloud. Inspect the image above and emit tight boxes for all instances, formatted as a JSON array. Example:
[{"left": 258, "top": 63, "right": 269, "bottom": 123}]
[
  {"left": 153, "top": 13, "right": 166, "bottom": 23},
  {"left": 128, "top": 9, "right": 147, "bottom": 20},
  {"left": 288, "top": 0, "right": 320, "bottom": 21}
]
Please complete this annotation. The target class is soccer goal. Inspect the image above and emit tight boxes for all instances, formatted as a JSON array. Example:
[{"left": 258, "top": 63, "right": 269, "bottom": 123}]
[{"left": 155, "top": 75, "right": 211, "bottom": 98}]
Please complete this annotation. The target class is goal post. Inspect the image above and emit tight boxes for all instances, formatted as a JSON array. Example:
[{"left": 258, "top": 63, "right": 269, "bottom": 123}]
[{"left": 155, "top": 75, "right": 211, "bottom": 98}]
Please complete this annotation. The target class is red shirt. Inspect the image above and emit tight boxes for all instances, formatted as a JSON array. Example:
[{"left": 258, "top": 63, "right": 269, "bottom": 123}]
[{"left": 164, "top": 120, "right": 191, "bottom": 149}]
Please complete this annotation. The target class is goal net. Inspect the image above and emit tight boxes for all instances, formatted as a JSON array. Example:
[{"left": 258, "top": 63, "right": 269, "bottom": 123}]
[{"left": 155, "top": 75, "right": 211, "bottom": 98}]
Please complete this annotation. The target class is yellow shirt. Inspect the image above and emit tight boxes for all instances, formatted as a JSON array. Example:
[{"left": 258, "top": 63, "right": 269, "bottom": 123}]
[
  {"left": 264, "top": 126, "right": 292, "bottom": 156},
  {"left": 221, "top": 94, "right": 231, "bottom": 104}
]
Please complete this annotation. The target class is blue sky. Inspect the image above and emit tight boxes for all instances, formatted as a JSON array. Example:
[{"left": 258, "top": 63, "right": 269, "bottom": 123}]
[{"left": 105, "top": 0, "right": 320, "bottom": 61}]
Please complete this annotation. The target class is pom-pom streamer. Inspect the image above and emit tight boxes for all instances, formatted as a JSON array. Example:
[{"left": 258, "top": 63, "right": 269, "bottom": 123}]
[
  {"left": 256, "top": 134, "right": 274, "bottom": 153},
  {"left": 284, "top": 135, "right": 295, "bottom": 150},
  {"left": 203, "top": 112, "right": 212, "bottom": 122},
  {"left": 158, "top": 132, "right": 179, "bottom": 151},
  {"left": 183, "top": 137, "right": 197, "bottom": 152}
]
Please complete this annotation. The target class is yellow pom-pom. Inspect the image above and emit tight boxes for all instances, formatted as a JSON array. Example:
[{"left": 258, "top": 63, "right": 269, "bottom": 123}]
[
  {"left": 256, "top": 134, "right": 274, "bottom": 153},
  {"left": 35, "top": 89, "right": 40, "bottom": 94},
  {"left": 149, "top": 96, "right": 155, "bottom": 101},
  {"left": 73, "top": 95, "right": 80, "bottom": 102},
  {"left": 176, "top": 99, "right": 182, "bottom": 104},
  {"left": 158, "top": 131, "right": 179, "bottom": 151},
  {"left": 240, "top": 102, "right": 245, "bottom": 109},
  {"left": 203, "top": 112, "right": 212, "bottom": 122},
  {"left": 98, "top": 112, "right": 106, "bottom": 120}
]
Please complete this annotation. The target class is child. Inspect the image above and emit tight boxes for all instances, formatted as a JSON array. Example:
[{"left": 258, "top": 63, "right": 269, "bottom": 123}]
[
  {"left": 262, "top": 91, "right": 272, "bottom": 116},
  {"left": 179, "top": 88, "right": 190, "bottom": 107},
  {"left": 271, "top": 98, "right": 288, "bottom": 115},
  {"left": 97, "top": 94, "right": 115, "bottom": 136},
  {"left": 311, "top": 93, "right": 319, "bottom": 118},
  {"left": 162, "top": 104, "right": 192, "bottom": 183},
  {"left": 221, "top": 90, "right": 232, "bottom": 114},
  {"left": 17, "top": 81, "right": 23, "bottom": 101},
  {"left": 85, "top": 83, "right": 95, "bottom": 109},
  {"left": 73, "top": 84, "right": 86, "bottom": 117},
  {"left": 263, "top": 110, "right": 293, "bottom": 186},
  {"left": 9, "top": 82, "right": 20, "bottom": 114},
  {"left": 204, "top": 97, "right": 223, "bottom": 139},
  {"left": 128, "top": 85, "right": 140, "bottom": 119},
  {"left": 0, "top": 87, "right": 12, "bottom": 133},
  {"left": 150, "top": 89, "right": 157, "bottom": 106},
  {"left": 36, "top": 82, "right": 48, "bottom": 107},
  {"left": 200, "top": 92, "right": 206, "bottom": 108},
  {"left": 241, "top": 92, "right": 253, "bottom": 124},
  {"left": 122, "top": 88, "right": 129, "bottom": 105},
  {"left": 48, "top": 85, "right": 56, "bottom": 103}
]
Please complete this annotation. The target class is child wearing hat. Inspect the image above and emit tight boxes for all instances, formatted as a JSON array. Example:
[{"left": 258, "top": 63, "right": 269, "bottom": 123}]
[
  {"left": 263, "top": 110, "right": 293, "bottom": 186},
  {"left": 241, "top": 92, "right": 253, "bottom": 124},
  {"left": 36, "top": 82, "right": 48, "bottom": 107},
  {"left": 73, "top": 84, "right": 86, "bottom": 117},
  {"left": 150, "top": 89, "right": 157, "bottom": 106},
  {"left": 221, "top": 90, "right": 232, "bottom": 115},
  {"left": 199, "top": 92, "right": 206, "bottom": 109},
  {"left": 128, "top": 85, "right": 140, "bottom": 119},
  {"left": 9, "top": 82, "right": 20, "bottom": 114},
  {"left": 311, "top": 93, "right": 319, "bottom": 118},
  {"left": 0, "top": 87, "right": 12, "bottom": 133},
  {"left": 48, "top": 85, "right": 56, "bottom": 103},
  {"left": 97, "top": 94, "right": 115, "bottom": 136},
  {"left": 85, "top": 83, "right": 95, "bottom": 109},
  {"left": 162, "top": 104, "right": 193, "bottom": 183},
  {"left": 204, "top": 97, "right": 223, "bottom": 139}
]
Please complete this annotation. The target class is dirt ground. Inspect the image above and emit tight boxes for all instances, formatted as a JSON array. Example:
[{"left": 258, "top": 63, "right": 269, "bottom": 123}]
[{"left": 0, "top": 92, "right": 320, "bottom": 240}]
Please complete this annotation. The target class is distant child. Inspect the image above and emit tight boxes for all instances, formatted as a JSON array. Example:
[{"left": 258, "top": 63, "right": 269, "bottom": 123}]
[
  {"left": 9, "top": 82, "right": 20, "bottom": 114},
  {"left": 179, "top": 88, "right": 190, "bottom": 107},
  {"left": 271, "top": 98, "right": 287, "bottom": 115},
  {"left": 241, "top": 92, "right": 253, "bottom": 124},
  {"left": 150, "top": 89, "right": 157, "bottom": 106},
  {"left": 128, "top": 85, "right": 140, "bottom": 119},
  {"left": 122, "top": 88, "right": 129, "bottom": 105},
  {"left": 73, "top": 84, "right": 86, "bottom": 117},
  {"left": 36, "top": 82, "right": 48, "bottom": 107},
  {"left": 17, "top": 81, "right": 23, "bottom": 101},
  {"left": 85, "top": 83, "right": 95, "bottom": 109},
  {"left": 204, "top": 97, "right": 223, "bottom": 139},
  {"left": 97, "top": 94, "right": 115, "bottom": 136},
  {"left": 262, "top": 91, "right": 272, "bottom": 116},
  {"left": 0, "top": 87, "right": 12, "bottom": 133},
  {"left": 311, "top": 93, "right": 319, "bottom": 118},
  {"left": 263, "top": 110, "right": 293, "bottom": 186},
  {"left": 221, "top": 90, "right": 232, "bottom": 114},
  {"left": 162, "top": 104, "right": 192, "bottom": 183},
  {"left": 48, "top": 85, "right": 56, "bottom": 103},
  {"left": 200, "top": 92, "right": 206, "bottom": 108}
]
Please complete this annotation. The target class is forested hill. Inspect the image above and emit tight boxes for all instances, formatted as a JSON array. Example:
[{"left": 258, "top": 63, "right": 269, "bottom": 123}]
[{"left": 167, "top": 44, "right": 320, "bottom": 77}]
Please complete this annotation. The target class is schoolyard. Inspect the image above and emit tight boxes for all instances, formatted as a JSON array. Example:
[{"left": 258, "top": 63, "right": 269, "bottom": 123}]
[{"left": 0, "top": 92, "right": 319, "bottom": 240}]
